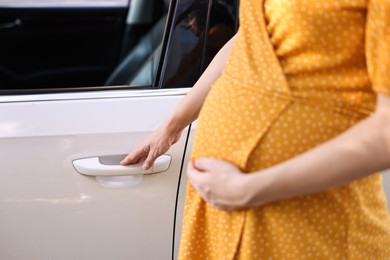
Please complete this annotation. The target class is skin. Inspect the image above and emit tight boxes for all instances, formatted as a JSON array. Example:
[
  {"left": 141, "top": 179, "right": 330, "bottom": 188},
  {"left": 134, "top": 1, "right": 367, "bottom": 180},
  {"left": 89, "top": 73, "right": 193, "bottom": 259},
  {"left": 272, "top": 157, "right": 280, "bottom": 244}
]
[
  {"left": 120, "top": 35, "right": 237, "bottom": 170},
  {"left": 121, "top": 34, "right": 390, "bottom": 211},
  {"left": 188, "top": 94, "right": 390, "bottom": 211},
  {"left": 186, "top": 13, "right": 202, "bottom": 37}
]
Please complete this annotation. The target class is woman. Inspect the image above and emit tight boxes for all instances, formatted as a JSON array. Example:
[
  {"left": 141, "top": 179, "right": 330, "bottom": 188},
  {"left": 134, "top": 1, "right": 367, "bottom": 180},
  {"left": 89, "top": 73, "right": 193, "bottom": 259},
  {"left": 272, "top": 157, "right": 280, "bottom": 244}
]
[{"left": 122, "top": 0, "right": 390, "bottom": 258}]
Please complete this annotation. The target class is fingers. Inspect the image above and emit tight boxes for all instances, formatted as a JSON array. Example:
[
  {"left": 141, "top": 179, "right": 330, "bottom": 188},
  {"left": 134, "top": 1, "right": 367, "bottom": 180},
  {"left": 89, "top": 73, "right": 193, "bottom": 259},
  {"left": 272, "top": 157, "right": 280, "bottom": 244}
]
[
  {"left": 187, "top": 164, "right": 231, "bottom": 211},
  {"left": 187, "top": 161, "right": 204, "bottom": 181},
  {"left": 120, "top": 146, "right": 149, "bottom": 166},
  {"left": 142, "top": 150, "right": 160, "bottom": 170},
  {"left": 120, "top": 146, "right": 163, "bottom": 171},
  {"left": 187, "top": 159, "right": 247, "bottom": 211},
  {"left": 187, "top": 161, "right": 209, "bottom": 194},
  {"left": 194, "top": 157, "right": 239, "bottom": 173},
  {"left": 121, "top": 127, "right": 178, "bottom": 168},
  {"left": 193, "top": 158, "right": 212, "bottom": 171}
]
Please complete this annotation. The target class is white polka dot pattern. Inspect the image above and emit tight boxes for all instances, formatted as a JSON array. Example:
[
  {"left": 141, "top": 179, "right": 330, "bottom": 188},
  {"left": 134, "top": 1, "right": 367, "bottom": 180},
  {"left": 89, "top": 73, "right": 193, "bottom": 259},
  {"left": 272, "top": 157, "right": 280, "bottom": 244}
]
[{"left": 178, "top": 0, "right": 390, "bottom": 259}]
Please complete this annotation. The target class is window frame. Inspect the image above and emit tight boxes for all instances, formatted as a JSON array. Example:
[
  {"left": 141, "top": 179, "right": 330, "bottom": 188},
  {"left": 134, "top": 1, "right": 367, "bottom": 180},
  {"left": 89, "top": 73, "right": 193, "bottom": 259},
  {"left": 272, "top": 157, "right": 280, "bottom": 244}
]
[{"left": 0, "top": 0, "right": 239, "bottom": 96}]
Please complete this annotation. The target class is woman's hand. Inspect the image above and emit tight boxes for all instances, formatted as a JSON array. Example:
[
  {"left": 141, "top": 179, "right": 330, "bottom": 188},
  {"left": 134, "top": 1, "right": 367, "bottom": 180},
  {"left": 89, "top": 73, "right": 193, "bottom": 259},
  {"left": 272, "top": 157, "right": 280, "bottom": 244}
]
[
  {"left": 120, "top": 125, "right": 182, "bottom": 170},
  {"left": 120, "top": 35, "right": 237, "bottom": 171},
  {"left": 187, "top": 95, "right": 390, "bottom": 211},
  {"left": 187, "top": 158, "right": 258, "bottom": 211}
]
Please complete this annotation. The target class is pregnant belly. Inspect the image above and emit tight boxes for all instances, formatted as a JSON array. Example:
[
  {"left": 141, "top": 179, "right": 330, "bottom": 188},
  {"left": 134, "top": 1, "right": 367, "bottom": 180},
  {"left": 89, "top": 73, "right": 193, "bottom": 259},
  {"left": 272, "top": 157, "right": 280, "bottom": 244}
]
[{"left": 192, "top": 79, "right": 358, "bottom": 172}]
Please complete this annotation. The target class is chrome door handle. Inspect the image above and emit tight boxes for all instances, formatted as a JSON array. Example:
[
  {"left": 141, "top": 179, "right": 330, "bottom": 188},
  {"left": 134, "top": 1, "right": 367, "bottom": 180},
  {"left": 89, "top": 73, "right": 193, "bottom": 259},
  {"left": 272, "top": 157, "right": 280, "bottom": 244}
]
[{"left": 72, "top": 154, "right": 171, "bottom": 176}]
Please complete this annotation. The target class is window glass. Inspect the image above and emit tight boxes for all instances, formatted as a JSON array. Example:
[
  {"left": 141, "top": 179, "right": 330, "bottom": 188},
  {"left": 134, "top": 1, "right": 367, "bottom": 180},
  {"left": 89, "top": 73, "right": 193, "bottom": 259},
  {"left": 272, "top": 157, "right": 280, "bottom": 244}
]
[
  {"left": 0, "top": 0, "right": 170, "bottom": 93},
  {"left": 0, "top": 0, "right": 239, "bottom": 94},
  {"left": 113, "top": 1, "right": 168, "bottom": 87},
  {"left": 160, "top": 0, "right": 238, "bottom": 88},
  {"left": 0, "top": 4, "right": 129, "bottom": 92},
  {"left": 200, "top": 0, "right": 238, "bottom": 72}
]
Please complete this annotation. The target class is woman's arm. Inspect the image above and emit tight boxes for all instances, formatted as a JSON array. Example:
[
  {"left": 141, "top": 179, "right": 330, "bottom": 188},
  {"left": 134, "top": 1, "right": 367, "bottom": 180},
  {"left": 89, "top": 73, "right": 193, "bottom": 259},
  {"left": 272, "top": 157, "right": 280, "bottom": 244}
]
[
  {"left": 162, "top": 34, "right": 236, "bottom": 134},
  {"left": 121, "top": 34, "right": 236, "bottom": 169},
  {"left": 248, "top": 94, "right": 390, "bottom": 205},
  {"left": 188, "top": 94, "right": 390, "bottom": 210}
]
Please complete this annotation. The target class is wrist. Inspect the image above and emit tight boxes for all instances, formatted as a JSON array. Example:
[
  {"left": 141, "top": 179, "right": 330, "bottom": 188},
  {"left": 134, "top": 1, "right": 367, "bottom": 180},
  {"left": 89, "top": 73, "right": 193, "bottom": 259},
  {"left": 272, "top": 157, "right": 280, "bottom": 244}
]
[
  {"left": 162, "top": 115, "right": 186, "bottom": 135},
  {"left": 244, "top": 168, "right": 280, "bottom": 208}
]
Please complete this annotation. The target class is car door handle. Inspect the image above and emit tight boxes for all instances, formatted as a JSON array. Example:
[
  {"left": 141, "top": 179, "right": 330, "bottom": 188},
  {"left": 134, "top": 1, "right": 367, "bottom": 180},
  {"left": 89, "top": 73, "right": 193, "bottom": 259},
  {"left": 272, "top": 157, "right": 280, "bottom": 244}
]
[{"left": 72, "top": 154, "right": 171, "bottom": 176}]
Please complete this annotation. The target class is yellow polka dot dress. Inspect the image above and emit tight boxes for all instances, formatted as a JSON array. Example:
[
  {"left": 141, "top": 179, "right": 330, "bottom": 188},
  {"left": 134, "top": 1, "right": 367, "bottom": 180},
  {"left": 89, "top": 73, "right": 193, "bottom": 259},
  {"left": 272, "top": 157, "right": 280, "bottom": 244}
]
[{"left": 178, "top": 0, "right": 390, "bottom": 259}]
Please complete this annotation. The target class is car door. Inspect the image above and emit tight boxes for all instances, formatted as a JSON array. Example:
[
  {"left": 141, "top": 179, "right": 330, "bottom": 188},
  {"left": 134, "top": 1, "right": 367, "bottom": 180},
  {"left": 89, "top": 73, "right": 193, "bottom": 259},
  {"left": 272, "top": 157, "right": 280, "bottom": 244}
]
[
  {"left": 0, "top": 89, "right": 189, "bottom": 260},
  {"left": 0, "top": 0, "right": 239, "bottom": 259}
]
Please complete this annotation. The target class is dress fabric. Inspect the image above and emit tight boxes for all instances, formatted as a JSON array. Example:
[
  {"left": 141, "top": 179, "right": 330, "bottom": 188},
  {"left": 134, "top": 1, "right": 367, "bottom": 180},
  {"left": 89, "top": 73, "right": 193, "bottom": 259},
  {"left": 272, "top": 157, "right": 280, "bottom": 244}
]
[{"left": 178, "top": 0, "right": 390, "bottom": 259}]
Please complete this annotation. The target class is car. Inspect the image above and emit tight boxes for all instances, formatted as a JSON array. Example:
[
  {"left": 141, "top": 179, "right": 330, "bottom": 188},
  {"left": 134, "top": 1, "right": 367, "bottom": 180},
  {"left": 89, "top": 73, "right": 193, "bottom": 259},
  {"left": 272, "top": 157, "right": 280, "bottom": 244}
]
[
  {"left": 0, "top": 0, "right": 238, "bottom": 259},
  {"left": 0, "top": 0, "right": 389, "bottom": 259}
]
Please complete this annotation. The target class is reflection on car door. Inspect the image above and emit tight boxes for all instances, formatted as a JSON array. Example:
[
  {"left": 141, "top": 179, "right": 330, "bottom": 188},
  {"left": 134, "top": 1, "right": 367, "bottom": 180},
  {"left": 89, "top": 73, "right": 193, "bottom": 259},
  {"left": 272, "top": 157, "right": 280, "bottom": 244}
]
[{"left": 0, "top": 89, "right": 190, "bottom": 259}]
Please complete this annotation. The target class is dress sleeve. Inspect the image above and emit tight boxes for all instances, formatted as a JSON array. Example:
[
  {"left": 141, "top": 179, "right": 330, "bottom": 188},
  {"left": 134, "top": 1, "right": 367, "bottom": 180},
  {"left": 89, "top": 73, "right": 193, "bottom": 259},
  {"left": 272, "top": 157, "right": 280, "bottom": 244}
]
[{"left": 366, "top": 0, "right": 390, "bottom": 96}]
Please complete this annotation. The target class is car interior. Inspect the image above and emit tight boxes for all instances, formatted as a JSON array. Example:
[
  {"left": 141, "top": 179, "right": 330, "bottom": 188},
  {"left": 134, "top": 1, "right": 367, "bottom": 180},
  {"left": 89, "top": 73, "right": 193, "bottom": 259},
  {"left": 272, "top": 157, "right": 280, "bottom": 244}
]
[
  {"left": 105, "top": 0, "right": 170, "bottom": 87},
  {"left": 0, "top": 0, "right": 168, "bottom": 90},
  {"left": 0, "top": 0, "right": 239, "bottom": 92},
  {"left": 111, "top": 0, "right": 239, "bottom": 88}
]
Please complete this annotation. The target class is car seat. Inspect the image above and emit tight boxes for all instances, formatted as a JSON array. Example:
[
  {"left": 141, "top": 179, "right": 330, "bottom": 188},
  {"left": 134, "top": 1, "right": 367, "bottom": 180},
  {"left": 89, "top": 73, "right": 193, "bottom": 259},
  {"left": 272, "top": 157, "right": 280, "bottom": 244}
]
[{"left": 104, "top": 0, "right": 170, "bottom": 86}]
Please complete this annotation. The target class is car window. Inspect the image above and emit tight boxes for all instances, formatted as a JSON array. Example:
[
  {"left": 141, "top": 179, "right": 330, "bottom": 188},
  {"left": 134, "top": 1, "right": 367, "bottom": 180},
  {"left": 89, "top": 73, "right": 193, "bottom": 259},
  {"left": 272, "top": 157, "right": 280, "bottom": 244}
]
[
  {"left": 0, "top": 0, "right": 154, "bottom": 94},
  {"left": 105, "top": 0, "right": 168, "bottom": 87},
  {"left": 158, "top": 0, "right": 238, "bottom": 88},
  {"left": 0, "top": 0, "right": 239, "bottom": 94}
]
